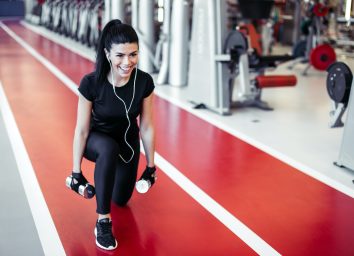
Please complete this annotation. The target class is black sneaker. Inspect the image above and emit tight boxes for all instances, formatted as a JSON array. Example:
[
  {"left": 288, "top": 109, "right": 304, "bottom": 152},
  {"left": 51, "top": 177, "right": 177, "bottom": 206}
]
[{"left": 94, "top": 218, "right": 118, "bottom": 250}]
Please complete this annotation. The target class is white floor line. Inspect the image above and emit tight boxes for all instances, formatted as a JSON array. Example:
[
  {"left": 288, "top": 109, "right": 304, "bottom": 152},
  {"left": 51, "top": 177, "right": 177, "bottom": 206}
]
[
  {"left": 155, "top": 149, "right": 281, "bottom": 256},
  {"left": 0, "top": 22, "right": 78, "bottom": 95},
  {"left": 0, "top": 82, "right": 66, "bottom": 256},
  {"left": 19, "top": 20, "right": 354, "bottom": 199},
  {"left": 1, "top": 22, "right": 282, "bottom": 256}
]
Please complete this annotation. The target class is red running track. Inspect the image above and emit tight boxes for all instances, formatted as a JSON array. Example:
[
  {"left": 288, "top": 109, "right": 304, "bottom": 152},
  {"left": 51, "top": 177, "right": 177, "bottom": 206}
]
[{"left": 1, "top": 20, "right": 354, "bottom": 256}]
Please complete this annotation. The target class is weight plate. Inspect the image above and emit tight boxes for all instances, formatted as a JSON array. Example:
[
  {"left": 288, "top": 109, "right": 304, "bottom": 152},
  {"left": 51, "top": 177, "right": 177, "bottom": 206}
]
[
  {"left": 326, "top": 62, "right": 353, "bottom": 103},
  {"left": 224, "top": 30, "right": 248, "bottom": 55},
  {"left": 310, "top": 44, "right": 336, "bottom": 71},
  {"left": 313, "top": 3, "right": 329, "bottom": 17}
]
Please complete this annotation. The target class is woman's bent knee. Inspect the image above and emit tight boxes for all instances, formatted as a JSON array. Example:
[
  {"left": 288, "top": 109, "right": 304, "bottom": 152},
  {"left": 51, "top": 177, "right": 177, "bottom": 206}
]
[{"left": 113, "top": 195, "right": 132, "bottom": 207}]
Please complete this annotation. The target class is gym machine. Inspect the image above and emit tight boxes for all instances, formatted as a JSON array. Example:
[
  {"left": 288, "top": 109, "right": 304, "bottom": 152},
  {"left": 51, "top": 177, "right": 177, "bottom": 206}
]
[
  {"left": 326, "top": 61, "right": 354, "bottom": 172},
  {"left": 326, "top": 62, "right": 352, "bottom": 128},
  {"left": 131, "top": 0, "right": 155, "bottom": 73},
  {"left": 131, "top": 0, "right": 190, "bottom": 84},
  {"left": 226, "top": 29, "right": 297, "bottom": 111},
  {"left": 289, "top": 2, "right": 337, "bottom": 75},
  {"left": 104, "top": 0, "right": 125, "bottom": 25},
  {"left": 33, "top": 0, "right": 189, "bottom": 83},
  {"left": 155, "top": 0, "right": 190, "bottom": 86},
  {"left": 187, "top": 0, "right": 231, "bottom": 114},
  {"left": 188, "top": 0, "right": 297, "bottom": 115},
  {"left": 37, "top": 0, "right": 104, "bottom": 48}
]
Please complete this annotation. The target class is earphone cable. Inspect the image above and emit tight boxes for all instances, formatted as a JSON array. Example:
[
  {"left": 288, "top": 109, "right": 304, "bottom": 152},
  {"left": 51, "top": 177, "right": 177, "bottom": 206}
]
[{"left": 110, "top": 64, "right": 137, "bottom": 163}]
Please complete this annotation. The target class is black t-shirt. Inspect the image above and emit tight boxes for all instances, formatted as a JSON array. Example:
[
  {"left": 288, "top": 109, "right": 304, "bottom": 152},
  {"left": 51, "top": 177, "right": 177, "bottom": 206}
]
[{"left": 78, "top": 68, "right": 154, "bottom": 148}]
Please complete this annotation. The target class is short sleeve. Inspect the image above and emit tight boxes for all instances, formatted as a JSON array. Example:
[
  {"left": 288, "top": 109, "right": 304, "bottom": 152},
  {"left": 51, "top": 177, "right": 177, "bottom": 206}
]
[
  {"left": 78, "top": 75, "right": 94, "bottom": 101},
  {"left": 143, "top": 73, "right": 155, "bottom": 98}
]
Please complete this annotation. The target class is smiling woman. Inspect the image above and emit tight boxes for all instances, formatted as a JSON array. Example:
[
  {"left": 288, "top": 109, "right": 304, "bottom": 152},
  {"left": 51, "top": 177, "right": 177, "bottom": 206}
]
[
  {"left": 105, "top": 43, "right": 139, "bottom": 85},
  {"left": 66, "top": 19, "right": 157, "bottom": 251}
]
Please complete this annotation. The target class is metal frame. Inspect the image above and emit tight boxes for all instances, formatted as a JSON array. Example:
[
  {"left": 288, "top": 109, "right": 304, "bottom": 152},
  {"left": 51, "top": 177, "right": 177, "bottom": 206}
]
[
  {"left": 335, "top": 79, "right": 354, "bottom": 171},
  {"left": 187, "top": 0, "right": 231, "bottom": 115}
]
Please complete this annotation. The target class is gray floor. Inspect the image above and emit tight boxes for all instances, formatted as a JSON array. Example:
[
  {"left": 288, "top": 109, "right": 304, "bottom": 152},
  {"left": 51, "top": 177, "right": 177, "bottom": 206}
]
[{"left": 0, "top": 111, "right": 44, "bottom": 256}]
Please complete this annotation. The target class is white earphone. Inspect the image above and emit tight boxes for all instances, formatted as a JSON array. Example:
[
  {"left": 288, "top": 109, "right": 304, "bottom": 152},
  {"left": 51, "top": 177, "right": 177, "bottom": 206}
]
[{"left": 107, "top": 54, "right": 137, "bottom": 163}]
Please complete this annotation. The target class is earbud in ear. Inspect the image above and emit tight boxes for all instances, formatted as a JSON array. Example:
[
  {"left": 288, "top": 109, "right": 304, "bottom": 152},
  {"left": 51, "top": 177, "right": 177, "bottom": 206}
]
[{"left": 104, "top": 48, "right": 111, "bottom": 63}]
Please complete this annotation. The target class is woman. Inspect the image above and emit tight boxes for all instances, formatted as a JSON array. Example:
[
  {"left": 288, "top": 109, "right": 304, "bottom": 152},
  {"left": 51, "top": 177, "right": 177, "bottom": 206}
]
[{"left": 68, "top": 19, "right": 156, "bottom": 250}]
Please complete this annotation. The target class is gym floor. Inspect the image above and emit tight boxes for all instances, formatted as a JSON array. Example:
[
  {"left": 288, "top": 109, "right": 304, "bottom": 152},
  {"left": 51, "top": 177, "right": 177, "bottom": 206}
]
[{"left": 1, "top": 19, "right": 354, "bottom": 256}]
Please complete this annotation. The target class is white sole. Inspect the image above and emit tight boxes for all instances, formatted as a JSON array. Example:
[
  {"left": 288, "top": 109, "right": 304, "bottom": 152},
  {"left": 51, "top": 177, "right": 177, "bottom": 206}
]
[{"left": 94, "top": 227, "right": 118, "bottom": 250}]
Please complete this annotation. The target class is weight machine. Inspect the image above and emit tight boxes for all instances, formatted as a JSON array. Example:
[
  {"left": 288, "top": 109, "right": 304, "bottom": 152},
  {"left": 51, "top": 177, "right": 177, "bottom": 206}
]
[
  {"left": 227, "top": 31, "right": 297, "bottom": 111},
  {"left": 131, "top": 0, "right": 190, "bottom": 86},
  {"left": 289, "top": 1, "right": 337, "bottom": 75},
  {"left": 326, "top": 62, "right": 352, "bottom": 128},
  {"left": 326, "top": 61, "right": 354, "bottom": 172},
  {"left": 103, "top": 0, "right": 125, "bottom": 25},
  {"left": 32, "top": 0, "right": 189, "bottom": 84},
  {"left": 131, "top": 0, "right": 155, "bottom": 73},
  {"left": 188, "top": 0, "right": 297, "bottom": 115},
  {"left": 154, "top": 0, "right": 190, "bottom": 86},
  {"left": 187, "top": 0, "right": 231, "bottom": 114}
]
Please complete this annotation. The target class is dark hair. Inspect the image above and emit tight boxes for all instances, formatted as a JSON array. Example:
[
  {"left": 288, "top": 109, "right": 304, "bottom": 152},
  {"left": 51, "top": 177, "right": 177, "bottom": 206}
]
[{"left": 95, "top": 19, "right": 139, "bottom": 84}]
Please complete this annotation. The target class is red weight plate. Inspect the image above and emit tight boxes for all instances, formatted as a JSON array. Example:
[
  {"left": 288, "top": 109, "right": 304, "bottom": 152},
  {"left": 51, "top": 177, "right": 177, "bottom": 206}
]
[
  {"left": 313, "top": 3, "right": 329, "bottom": 17},
  {"left": 310, "top": 44, "right": 336, "bottom": 71}
]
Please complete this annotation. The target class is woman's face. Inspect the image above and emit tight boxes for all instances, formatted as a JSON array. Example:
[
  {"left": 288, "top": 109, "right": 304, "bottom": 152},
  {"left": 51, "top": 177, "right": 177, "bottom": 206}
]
[{"left": 107, "top": 42, "right": 139, "bottom": 79}]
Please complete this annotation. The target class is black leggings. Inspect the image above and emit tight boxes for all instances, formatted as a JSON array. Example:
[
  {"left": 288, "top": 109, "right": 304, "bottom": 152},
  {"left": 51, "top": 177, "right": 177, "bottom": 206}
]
[{"left": 84, "top": 131, "right": 140, "bottom": 214}]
